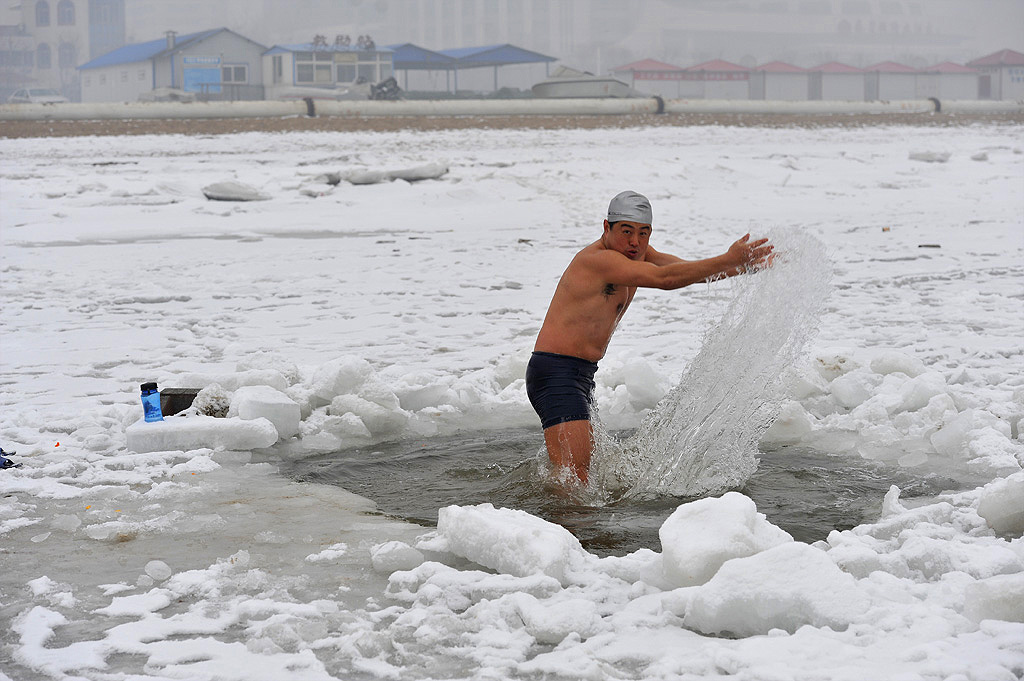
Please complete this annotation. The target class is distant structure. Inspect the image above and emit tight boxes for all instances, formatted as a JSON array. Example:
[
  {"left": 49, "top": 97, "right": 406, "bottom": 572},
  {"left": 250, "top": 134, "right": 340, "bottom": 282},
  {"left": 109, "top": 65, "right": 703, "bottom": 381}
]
[
  {"left": 0, "top": 0, "right": 125, "bottom": 101},
  {"left": 967, "top": 49, "right": 1024, "bottom": 100},
  {"left": 77, "top": 28, "right": 266, "bottom": 103}
]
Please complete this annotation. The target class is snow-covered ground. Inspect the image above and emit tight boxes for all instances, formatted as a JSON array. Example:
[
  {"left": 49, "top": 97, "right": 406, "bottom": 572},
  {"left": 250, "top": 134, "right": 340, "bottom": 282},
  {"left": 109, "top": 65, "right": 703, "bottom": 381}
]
[{"left": 1, "top": 121, "right": 1022, "bottom": 680}]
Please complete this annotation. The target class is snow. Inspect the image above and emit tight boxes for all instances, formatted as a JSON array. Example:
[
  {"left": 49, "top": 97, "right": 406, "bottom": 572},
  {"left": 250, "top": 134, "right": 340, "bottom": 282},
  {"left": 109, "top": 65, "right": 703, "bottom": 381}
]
[
  {"left": 2, "top": 122, "right": 1023, "bottom": 680},
  {"left": 658, "top": 491, "right": 793, "bottom": 587}
]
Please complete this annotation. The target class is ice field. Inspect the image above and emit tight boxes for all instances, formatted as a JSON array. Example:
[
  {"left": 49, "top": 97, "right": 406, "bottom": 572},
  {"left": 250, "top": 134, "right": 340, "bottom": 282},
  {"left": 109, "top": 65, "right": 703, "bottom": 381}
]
[{"left": 1, "top": 120, "right": 1023, "bottom": 680}]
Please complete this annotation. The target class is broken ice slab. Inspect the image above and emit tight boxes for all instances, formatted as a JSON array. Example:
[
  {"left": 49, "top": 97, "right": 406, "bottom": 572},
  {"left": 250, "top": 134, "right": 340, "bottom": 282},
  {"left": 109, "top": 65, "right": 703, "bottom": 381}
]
[{"left": 125, "top": 415, "right": 278, "bottom": 454}]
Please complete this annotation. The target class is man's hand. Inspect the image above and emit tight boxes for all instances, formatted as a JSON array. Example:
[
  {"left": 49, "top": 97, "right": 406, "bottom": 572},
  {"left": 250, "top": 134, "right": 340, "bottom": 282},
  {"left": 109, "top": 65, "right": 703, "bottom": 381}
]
[{"left": 728, "top": 234, "right": 773, "bottom": 272}]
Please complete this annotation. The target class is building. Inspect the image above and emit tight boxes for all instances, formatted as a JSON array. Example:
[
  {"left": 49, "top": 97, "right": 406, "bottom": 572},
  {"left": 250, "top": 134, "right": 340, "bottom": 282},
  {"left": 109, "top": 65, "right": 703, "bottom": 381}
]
[
  {"left": 915, "top": 62, "right": 978, "bottom": 100},
  {"left": 967, "top": 49, "right": 1024, "bottom": 100},
  {"left": 864, "top": 60, "right": 917, "bottom": 100},
  {"left": 262, "top": 41, "right": 393, "bottom": 100},
  {"left": 3, "top": 0, "right": 125, "bottom": 101},
  {"left": 679, "top": 59, "right": 750, "bottom": 99},
  {"left": 808, "top": 61, "right": 865, "bottom": 100},
  {"left": 750, "top": 61, "right": 809, "bottom": 101},
  {"left": 610, "top": 59, "right": 687, "bottom": 98},
  {"left": 78, "top": 28, "right": 265, "bottom": 103}
]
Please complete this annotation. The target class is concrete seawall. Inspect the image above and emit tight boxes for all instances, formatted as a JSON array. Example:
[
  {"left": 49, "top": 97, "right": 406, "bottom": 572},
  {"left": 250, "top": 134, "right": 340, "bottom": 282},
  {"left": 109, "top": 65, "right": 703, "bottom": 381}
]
[{"left": 1, "top": 97, "right": 1021, "bottom": 121}]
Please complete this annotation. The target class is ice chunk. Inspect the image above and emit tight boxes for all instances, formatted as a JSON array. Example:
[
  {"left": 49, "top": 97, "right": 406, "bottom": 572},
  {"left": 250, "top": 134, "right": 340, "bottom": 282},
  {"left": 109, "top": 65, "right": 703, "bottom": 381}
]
[
  {"left": 813, "top": 350, "right": 861, "bottom": 381},
  {"left": 685, "top": 542, "right": 869, "bottom": 636},
  {"left": 231, "top": 385, "right": 300, "bottom": 439},
  {"left": 897, "top": 372, "right": 947, "bottom": 412},
  {"left": 144, "top": 560, "right": 172, "bottom": 582},
  {"left": 511, "top": 593, "right": 603, "bottom": 644},
  {"left": 977, "top": 472, "right": 1024, "bottom": 535},
  {"left": 310, "top": 357, "right": 374, "bottom": 402},
  {"left": 869, "top": 351, "right": 927, "bottom": 378},
  {"left": 908, "top": 151, "right": 950, "bottom": 163},
  {"left": 930, "top": 409, "right": 1010, "bottom": 457},
  {"left": 202, "top": 180, "right": 270, "bottom": 201},
  {"left": 659, "top": 492, "right": 793, "bottom": 588},
  {"left": 192, "top": 383, "right": 232, "bottom": 418},
  {"left": 437, "top": 503, "right": 585, "bottom": 583},
  {"left": 761, "top": 401, "right": 814, "bottom": 445},
  {"left": 370, "top": 541, "right": 425, "bottom": 573},
  {"left": 125, "top": 415, "right": 278, "bottom": 454},
  {"left": 830, "top": 370, "right": 879, "bottom": 409},
  {"left": 329, "top": 394, "right": 408, "bottom": 437},
  {"left": 963, "top": 573, "right": 1024, "bottom": 623},
  {"left": 177, "top": 370, "right": 288, "bottom": 393},
  {"left": 388, "top": 162, "right": 448, "bottom": 182}
]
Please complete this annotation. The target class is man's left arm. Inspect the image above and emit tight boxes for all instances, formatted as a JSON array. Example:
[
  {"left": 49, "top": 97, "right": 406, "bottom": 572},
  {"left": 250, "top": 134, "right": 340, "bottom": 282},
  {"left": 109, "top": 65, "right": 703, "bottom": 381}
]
[{"left": 645, "top": 246, "right": 688, "bottom": 267}]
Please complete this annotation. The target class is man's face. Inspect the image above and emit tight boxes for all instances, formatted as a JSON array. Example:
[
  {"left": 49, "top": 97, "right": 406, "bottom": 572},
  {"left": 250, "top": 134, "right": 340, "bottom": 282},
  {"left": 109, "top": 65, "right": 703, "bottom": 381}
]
[{"left": 604, "top": 220, "right": 652, "bottom": 260}]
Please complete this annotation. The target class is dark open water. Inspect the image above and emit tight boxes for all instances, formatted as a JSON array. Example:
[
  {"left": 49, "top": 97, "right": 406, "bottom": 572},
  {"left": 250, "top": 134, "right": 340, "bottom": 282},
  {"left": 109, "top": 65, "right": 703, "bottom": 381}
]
[{"left": 280, "top": 427, "right": 962, "bottom": 556}]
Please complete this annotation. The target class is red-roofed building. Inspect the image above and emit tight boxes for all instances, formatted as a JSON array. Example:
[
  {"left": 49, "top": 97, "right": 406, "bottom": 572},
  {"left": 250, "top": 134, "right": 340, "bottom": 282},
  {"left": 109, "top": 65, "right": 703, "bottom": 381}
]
[
  {"left": 679, "top": 59, "right": 750, "bottom": 99},
  {"left": 864, "top": 61, "right": 917, "bottom": 100},
  {"left": 916, "top": 62, "right": 978, "bottom": 100},
  {"left": 807, "top": 62, "right": 864, "bottom": 100},
  {"left": 967, "top": 49, "right": 1024, "bottom": 100},
  {"left": 750, "top": 61, "right": 808, "bottom": 101},
  {"left": 610, "top": 58, "right": 688, "bottom": 98}
]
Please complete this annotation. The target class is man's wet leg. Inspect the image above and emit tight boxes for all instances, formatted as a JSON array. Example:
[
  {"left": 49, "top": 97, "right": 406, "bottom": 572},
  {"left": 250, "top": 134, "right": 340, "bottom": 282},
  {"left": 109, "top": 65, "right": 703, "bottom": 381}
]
[{"left": 543, "top": 419, "right": 593, "bottom": 484}]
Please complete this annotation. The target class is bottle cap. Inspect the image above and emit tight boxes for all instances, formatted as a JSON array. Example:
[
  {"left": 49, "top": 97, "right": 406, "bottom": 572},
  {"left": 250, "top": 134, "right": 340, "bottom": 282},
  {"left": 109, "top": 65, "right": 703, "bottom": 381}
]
[{"left": 141, "top": 382, "right": 158, "bottom": 392}]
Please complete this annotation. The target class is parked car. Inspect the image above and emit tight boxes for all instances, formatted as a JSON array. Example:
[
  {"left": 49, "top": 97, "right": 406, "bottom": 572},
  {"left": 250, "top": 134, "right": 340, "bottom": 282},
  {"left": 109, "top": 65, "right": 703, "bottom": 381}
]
[{"left": 6, "top": 88, "right": 70, "bottom": 104}]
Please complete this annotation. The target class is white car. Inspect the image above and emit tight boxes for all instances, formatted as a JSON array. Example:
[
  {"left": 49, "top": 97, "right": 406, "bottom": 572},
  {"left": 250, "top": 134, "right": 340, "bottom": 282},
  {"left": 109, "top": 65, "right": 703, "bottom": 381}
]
[{"left": 6, "top": 88, "right": 70, "bottom": 104}]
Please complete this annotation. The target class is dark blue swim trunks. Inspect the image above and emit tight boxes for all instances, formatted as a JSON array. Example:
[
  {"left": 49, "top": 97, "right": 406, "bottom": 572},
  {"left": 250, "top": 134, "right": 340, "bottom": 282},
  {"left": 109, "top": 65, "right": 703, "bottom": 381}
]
[{"left": 526, "top": 351, "right": 598, "bottom": 430}]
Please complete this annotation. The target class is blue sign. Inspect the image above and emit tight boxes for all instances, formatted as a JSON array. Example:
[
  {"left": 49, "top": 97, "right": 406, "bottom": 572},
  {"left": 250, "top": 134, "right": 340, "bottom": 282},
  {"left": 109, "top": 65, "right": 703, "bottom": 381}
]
[
  {"left": 184, "top": 56, "right": 220, "bottom": 65},
  {"left": 184, "top": 67, "right": 220, "bottom": 93}
]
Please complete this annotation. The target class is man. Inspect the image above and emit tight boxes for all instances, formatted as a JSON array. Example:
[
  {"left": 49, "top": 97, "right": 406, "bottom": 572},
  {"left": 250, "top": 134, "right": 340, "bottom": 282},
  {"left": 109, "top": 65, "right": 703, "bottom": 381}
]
[{"left": 527, "top": 190, "right": 773, "bottom": 484}]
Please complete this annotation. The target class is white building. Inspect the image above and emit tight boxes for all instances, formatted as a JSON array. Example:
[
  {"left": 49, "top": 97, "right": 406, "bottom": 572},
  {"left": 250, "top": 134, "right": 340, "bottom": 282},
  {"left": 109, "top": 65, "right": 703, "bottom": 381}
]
[
  {"left": 678, "top": 59, "right": 750, "bottom": 100},
  {"left": 967, "top": 48, "right": 1024, "bottom": 100},
  {"left": 750, "top": 61, "right": 809, "bottom": 100},
  {"left": 915, "top": 62, "right": 978, "bottom": 100},
  {"left": 78, "top": 28, "right": 265, "bottom": 103},
  {"left": 864, "top": 61, "right": 917, "bottom": 100},
  {"left": 808, "top": 62, "right": 865, "bottom": 100},
  {"left": 262, "top": 42, "right": 393, "bottom": 100}
]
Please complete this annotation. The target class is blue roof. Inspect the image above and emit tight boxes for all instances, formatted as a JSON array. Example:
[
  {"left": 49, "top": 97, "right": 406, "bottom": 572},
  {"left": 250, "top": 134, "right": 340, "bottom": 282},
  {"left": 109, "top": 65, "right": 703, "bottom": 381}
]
[
  {"left": 265, "top": 43, "right": 393, "bottom": 55},
  {"left": 439, "top": 44, "right": 556, "bottom": 66},
  {"left": 384, "top": 43, "right": 454, "bottom": 69},
  {"left": 79, "top": 28, "right": 225, "bottom": 70}
]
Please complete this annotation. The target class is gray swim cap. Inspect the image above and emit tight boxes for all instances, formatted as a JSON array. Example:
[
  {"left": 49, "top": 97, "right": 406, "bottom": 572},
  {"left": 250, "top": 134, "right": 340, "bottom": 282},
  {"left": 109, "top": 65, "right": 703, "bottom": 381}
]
[{"left": 607, "top": 190, "right": 652, "bottom": 225}]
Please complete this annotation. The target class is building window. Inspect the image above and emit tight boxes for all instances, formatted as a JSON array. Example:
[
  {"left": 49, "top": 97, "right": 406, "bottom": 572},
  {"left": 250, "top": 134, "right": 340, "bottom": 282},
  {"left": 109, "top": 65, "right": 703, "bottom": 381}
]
[
  {"left": 36, "top": 1, "right": 50, "bottom": 26},
  {"left": 272, "top": 55, "right": 283, "bottom": 83},
  {"left": 295, "top": 51, "right": 333, "bottom": 83},
  {"left": 120, "top": 70, "right": 127, "bottom": 82},
  {"left": 57, "top": 0, "right": 75, "bottom": 25},
  {"left": 36, "top": 43, "right": 51, "bottom": 69},
  {"left": 138, "top": 69, "right": 145, "bottom": 80},
  {"left": 58, "top": 42, "right": 75, "bottom": 68},
  {"left": 99, "top": 73, "right": 106, "bottom": 84},
  {"left": 357, "top": 62, "right": 376, "bottom": 82},
  {"left": 337, "top": 63, "right": 356, "bottom": 82},
  {"left": 221, "top": 65, "right": 247, "bottom": 83}
]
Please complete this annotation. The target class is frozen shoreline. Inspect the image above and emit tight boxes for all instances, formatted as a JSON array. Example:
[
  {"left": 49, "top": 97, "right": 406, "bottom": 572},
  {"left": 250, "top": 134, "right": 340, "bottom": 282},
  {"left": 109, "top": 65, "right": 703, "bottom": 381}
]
[{"left": 2, "top": 123, "right": 1022, "bottom": 679}]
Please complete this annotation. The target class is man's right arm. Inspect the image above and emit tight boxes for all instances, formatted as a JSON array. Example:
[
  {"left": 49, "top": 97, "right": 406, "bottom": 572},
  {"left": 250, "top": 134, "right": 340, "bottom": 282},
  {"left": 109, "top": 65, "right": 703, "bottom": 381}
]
[{"left": 594, "top": 235, "right": 772, "bottom": 290}]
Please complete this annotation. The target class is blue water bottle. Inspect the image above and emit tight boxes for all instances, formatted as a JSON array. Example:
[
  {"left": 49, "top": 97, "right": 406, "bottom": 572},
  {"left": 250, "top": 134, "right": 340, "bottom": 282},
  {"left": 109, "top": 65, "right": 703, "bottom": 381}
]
[{"left": 141, "top": 382, "right": 164, "bottom": 422}]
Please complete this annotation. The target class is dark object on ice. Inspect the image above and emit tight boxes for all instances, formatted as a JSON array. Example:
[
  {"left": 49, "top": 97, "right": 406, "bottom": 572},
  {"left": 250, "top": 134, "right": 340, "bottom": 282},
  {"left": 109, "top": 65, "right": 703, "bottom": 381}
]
[
  {"left": 370, "top": 77, "right": 401, "bottom": 101},
  {"left": 918, "top": 244, "right": 942, "bottom": 248},
  {"left": 160, "top": 388, "right": 201, "bottom": 416},
  {"left": 0, "top": 447, "right": 20, "bottom": 469}
]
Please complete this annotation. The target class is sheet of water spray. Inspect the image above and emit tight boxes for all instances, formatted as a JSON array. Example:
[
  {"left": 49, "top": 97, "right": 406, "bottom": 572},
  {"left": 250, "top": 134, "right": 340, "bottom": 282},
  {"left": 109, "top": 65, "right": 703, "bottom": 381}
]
[{"left": 591, "top": 228, "right": 834, "bottom": 501}]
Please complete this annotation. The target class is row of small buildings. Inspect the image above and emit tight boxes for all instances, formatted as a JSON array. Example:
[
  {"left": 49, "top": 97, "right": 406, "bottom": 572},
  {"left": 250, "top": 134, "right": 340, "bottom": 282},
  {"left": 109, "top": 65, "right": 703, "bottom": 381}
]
[
  {"left": 612, "top": 51, "right": 1024, "bottom": 102},
  {"left": 66, "top": 23, "right": 1024, "bottom": 103}
]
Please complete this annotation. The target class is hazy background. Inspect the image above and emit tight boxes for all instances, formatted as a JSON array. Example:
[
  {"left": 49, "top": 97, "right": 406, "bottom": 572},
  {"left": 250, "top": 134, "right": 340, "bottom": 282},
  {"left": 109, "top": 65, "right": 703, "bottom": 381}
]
[{"left": 5, "top": 0, "right": 1022, "bottom": 72}]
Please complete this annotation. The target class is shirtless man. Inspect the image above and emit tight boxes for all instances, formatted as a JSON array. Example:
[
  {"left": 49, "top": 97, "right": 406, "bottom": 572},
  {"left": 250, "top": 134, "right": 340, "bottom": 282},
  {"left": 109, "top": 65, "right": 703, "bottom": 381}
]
[{"left": 527, "top": 190, "right": 773, "bottom": 484}]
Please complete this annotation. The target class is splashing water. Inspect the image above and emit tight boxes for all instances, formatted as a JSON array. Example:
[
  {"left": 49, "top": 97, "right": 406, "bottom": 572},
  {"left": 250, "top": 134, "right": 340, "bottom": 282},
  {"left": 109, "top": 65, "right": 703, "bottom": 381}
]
[{"left": 590, "top": 228, "right": 834, "bottom": 501}]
